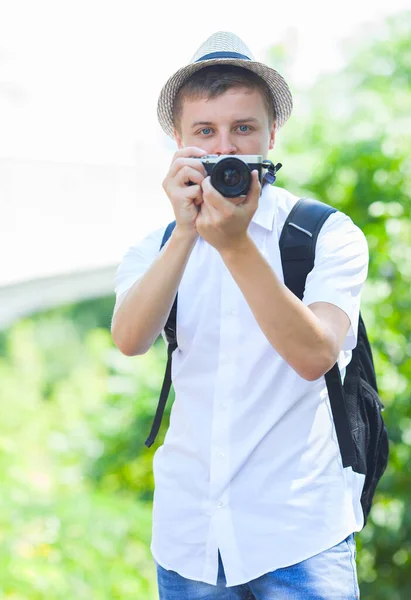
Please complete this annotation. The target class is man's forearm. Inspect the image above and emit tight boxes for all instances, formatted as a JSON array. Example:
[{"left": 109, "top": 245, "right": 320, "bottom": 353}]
[
  {"left": 111, "top": 227, "right": 197, "bottom": 356},
  {"left": 220, "top": 234, "right": 339, "bottom": 380}
]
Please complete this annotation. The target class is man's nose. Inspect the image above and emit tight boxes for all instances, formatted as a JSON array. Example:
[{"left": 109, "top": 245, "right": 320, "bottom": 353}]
[{"left": 214, "top": 133, "right": 238, "bottom": 156}]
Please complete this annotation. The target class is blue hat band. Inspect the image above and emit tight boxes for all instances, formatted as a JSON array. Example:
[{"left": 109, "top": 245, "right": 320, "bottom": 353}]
[{"left": 195, "top": 51, "right": 251, "bottom": 63}]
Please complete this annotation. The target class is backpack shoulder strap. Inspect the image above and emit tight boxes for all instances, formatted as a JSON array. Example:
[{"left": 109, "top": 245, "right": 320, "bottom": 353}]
[
  {"left": 145, "top": 220, "right": 177, "bottom": 448},
  {"left": 161, "top": 221, "right": 177, "bottom": 250},
  {"left": 280, "top": 198, "right": 357, "bottom": 467},
  {"left": 279, "top": 198, "right": 337, "bottom": 300},
  {"left": 161, "top": 221, "right": 178, "bottom": 347}
]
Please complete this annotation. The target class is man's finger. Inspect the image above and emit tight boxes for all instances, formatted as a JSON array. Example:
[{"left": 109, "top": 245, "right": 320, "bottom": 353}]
[
  {"left": 250, "top": 169, "right": 261, "bottom": 194},
  {"left": 184, "top": 184, "right": 203, "bottom": 201},
  {"left": 169, "top": 157, "right": 207, "bottom": 178},
  {"left": 172, "top": 146, "right": 207, "bottom": 161},
  {"left": 202, "top": 176, "right": 233, "bottom": 211},
  {"left": 242, "top": 170, "right": 261, "bottom": 207},
  {"left": 176, "top": 166, "right": 206, "bottom": 186}
]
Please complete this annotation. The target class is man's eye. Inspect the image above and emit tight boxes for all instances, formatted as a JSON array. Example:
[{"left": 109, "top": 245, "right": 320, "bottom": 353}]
[
  {"left": 201, "top": 128, "right": 212, "bottom": 135},
  {"left": 238, "top": 125, "right": 249, "bottom": 132}
]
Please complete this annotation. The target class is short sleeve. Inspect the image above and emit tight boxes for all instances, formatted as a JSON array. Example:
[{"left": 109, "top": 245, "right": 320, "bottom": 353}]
[
  {"left": 114, "top": 226, "right": 166, "bottom": 299},
  {"left": 302, "top": 211, "right": 369, "bottom": 351}
]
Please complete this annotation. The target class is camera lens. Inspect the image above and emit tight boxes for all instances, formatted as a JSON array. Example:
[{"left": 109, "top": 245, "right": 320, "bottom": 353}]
[
  {"left": 211, "top": 157, "right": 251, "bottom": 198},
  {"left": 222, "top": 168, "right": 241, "bottom": 187}
]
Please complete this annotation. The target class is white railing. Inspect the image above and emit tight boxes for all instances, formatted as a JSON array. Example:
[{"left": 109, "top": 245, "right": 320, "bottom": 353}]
[{"left": 0, "top": 265, "right": 117, "bottom": 330}]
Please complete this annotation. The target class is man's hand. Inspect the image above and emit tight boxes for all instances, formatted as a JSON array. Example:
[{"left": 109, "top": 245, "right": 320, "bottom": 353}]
[
  {"left": 162, "top": 147, "right": 208, "bottom": 240},
  {"left": 196, "top": 170, "right": 261, "bottom": 252}
]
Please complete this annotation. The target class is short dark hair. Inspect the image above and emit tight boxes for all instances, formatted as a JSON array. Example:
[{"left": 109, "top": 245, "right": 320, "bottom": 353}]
[{"left": 172, "top": 65, "right": 276, "bottom": 134}]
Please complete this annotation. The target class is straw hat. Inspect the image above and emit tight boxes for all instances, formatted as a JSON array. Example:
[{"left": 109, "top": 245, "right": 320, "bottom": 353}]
[{"left": 157, "top": 31, "right": 293, "bottom": 139}]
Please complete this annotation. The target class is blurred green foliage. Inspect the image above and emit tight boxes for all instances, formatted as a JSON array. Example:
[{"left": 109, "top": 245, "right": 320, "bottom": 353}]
[
  {"left": 1, "top": 10, "right": 410, "bottom": 599},
  {"left": 274, "top": 11, "right": 411, "bottom": 599},
  {"left": 0, "top": 306, "right": 167, "bottom": 598}
]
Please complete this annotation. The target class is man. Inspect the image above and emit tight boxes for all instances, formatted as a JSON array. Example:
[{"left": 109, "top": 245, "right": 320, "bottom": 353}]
[{"left": 112, "top": 31, "right": 367, "bottom": 599}]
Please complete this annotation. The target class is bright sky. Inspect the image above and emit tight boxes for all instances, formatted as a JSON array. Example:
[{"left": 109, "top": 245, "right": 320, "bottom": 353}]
[{"left": 0, "top": 0, "right": 409, "bottom": 286}]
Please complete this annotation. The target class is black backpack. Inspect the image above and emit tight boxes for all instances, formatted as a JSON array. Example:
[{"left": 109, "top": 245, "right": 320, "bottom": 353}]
[{"left": 144, "top": 198, "right": 389, "bottom": 525}]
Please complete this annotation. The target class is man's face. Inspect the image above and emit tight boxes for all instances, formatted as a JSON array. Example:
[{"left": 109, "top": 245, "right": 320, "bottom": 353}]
[{"left": 174, "top": 86, "right": 276, "bottom": 158}]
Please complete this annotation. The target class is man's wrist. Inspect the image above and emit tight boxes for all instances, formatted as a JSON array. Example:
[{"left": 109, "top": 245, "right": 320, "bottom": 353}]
[
  {"left": 218, "top": 233, "right": 254, "bottom": 262},
  {"left": 172, "top": 224, "right": 199, "bottom": 249}
]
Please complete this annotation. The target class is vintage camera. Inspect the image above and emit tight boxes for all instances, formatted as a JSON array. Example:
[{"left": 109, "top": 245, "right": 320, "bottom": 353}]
[{"left": 199, "top": 154, "right": 271, "bottom": 198}]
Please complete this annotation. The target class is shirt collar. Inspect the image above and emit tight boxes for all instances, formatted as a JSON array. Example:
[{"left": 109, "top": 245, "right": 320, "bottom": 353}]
[{"left": 251, "top": 182, "right": 277, "bottom": 231}]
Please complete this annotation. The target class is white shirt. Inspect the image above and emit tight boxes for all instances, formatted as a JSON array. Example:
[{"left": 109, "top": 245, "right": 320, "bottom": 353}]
[{"left": 114, "top": 184, "right": 369, "bottom": 587}]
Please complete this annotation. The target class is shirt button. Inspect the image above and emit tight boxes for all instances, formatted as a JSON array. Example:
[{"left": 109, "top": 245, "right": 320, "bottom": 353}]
[
  {"left": 217, "top": 501, "right": 224, "bottom": 508},
  {"left": 217, "top": 451, "right": 225, "bottom": 459},
  {"left": 221, "top": 403, "right": 228, "bottom": 410}
]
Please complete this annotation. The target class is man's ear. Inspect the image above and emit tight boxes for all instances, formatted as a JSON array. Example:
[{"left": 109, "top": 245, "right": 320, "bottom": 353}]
[
  {"left": 174, "top": 129, "right": 184, "bottom": 149},
  {"left": 269, "top": 122, "right": 276, "bottom": 150}
]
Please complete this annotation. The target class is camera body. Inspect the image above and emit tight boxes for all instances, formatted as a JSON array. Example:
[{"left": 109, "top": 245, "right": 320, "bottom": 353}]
[{"left": 200, "top": 154, "right": 264, "bottom": 198}]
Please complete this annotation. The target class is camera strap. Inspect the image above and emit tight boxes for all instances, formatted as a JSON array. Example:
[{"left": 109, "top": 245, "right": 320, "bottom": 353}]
[{"left": 263, "top": 161, "right": 282, "bottom": 185}]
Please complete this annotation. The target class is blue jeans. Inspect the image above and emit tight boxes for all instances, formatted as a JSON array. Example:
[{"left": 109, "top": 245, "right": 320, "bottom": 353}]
[{"left": 155, "top": 534, "right": 359, "bottom": 599}]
